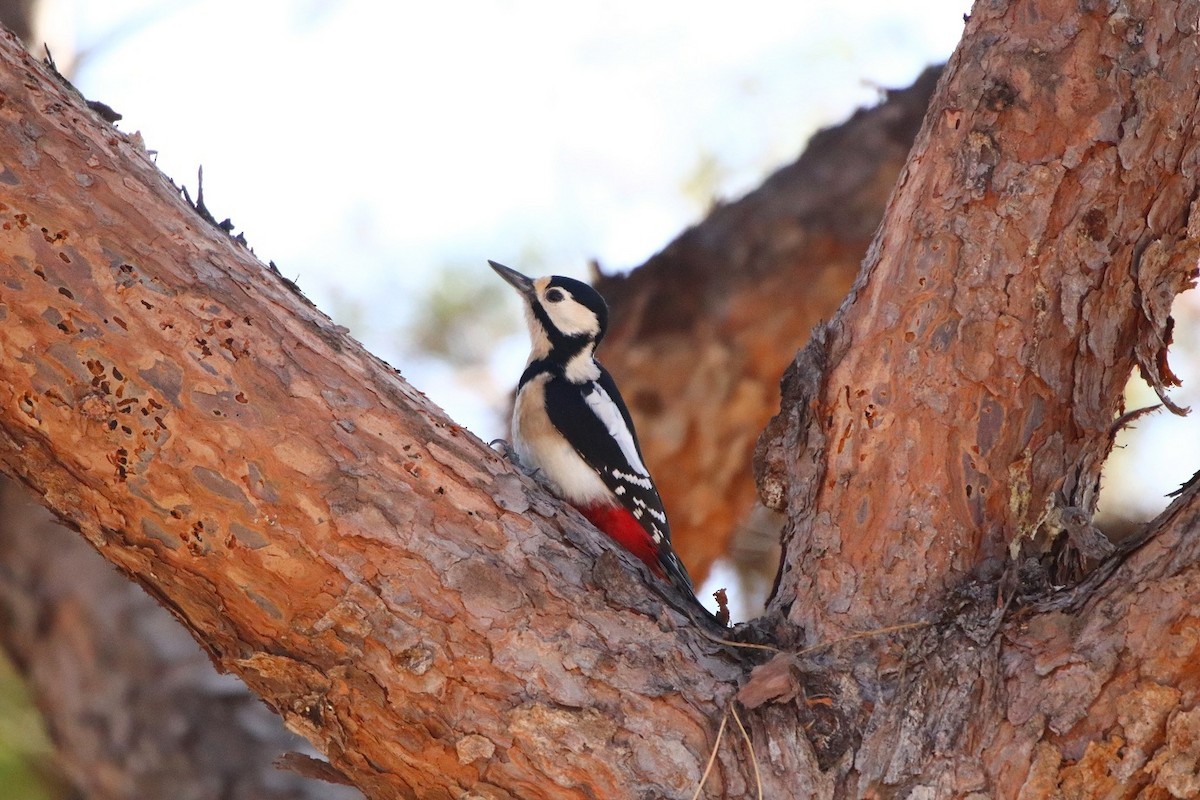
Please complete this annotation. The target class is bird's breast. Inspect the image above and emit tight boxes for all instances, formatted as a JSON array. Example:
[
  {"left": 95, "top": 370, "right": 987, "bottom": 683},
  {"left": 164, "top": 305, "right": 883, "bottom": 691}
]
[{"left": 513, "top": 373, "right": 612, "bottom": 504}]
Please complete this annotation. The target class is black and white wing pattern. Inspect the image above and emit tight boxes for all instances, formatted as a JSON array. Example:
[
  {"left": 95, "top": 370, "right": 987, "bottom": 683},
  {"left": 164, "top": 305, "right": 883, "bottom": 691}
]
[{"left": 541, "top": 366, "right": 698, "bottom": 593}]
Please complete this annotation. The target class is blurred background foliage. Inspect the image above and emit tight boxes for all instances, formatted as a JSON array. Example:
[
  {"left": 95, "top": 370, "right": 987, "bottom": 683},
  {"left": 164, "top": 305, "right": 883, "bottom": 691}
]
[{"left": 0, "top": 656, "right": 62, "bottom": 800}]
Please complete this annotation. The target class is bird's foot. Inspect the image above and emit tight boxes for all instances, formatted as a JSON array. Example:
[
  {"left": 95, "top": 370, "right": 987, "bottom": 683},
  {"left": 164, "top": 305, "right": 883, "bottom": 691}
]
[{"left": 489, "top": 438, "right": 517, "bottom": 461}]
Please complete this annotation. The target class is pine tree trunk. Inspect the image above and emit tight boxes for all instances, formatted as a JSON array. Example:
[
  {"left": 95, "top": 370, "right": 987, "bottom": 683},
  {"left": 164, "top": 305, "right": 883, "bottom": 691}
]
[
  {"left": 750, "top": 1, "right": 1200, "bottom": 795},
  {"left": 0, "top": 28, "right": 743, "bottom": 800},
  {"left": 1, "top": 0, "right": 1200, "bottom": 796}
]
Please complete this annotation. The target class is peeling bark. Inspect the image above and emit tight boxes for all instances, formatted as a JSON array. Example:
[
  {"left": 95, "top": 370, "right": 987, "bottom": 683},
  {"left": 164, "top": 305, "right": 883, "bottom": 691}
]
[
  {"left": 757, "top": 0, "right": 1200, "bottom": 638},
  {"left": 0, "top": 13, "right": 360, "bottom": 800},
  {"left": 0, "top": 29, "right": 746, "bottom": 800},
  {"left": 742, "top": 0, "right": 1200, "bottom": 795},
  {"left": 2, "top": 1, "right": 1200, "bottom": 798}
]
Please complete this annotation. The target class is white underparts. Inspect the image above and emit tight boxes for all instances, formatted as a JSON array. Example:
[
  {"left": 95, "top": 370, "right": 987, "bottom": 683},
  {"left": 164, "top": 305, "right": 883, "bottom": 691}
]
[{"left": 513, "top": 373, "right": 615, "bottom": 505}]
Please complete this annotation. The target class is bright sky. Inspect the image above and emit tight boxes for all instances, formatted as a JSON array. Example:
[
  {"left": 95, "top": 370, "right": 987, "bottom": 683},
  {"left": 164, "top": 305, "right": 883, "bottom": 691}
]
[
  {"left": 57, "top": 1, "right": 1199, "bottom": 615},
  {"left": 64, "top": 0, "right": 970, "bottom": 433}
]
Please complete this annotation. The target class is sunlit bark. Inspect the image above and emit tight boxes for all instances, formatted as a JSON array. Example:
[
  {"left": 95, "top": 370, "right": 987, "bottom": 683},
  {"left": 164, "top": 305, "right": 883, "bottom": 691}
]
[{"left": 2, "top": 1, "right": 1200, "bottom": 796}]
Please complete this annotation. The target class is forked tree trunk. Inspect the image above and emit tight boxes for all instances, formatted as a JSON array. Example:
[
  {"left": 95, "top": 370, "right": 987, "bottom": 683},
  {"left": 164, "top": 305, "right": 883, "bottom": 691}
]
[
  {"left": 1, "top": 2, "right": 1200, "bottom": 799},
  {"left": 0, "top": 33, "right": 940, "bottom": 800}
]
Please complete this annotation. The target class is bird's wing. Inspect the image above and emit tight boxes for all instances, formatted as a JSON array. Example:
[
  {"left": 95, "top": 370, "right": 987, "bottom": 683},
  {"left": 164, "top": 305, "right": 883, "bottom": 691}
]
[
  {"left": 542, "top": 372, "right": 670, "bottom": 545},
  {"left": 542, "top": 371, "right": 696, "bottom": 595}
]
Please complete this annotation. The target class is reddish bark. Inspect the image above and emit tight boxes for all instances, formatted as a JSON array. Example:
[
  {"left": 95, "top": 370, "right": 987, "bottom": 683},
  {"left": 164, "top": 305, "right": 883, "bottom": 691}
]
[
  {"left": 0, "top": 479, "right": 362, "bottom": 800},
  {"left": 1, "top": 1, "right": 1200, "bottom": 798},
  {"left": 758, "top": 0, "right": 1199, "bottom": 640},
  {"left": 0, "top": 29, "right": 743, "bottom": 799}
]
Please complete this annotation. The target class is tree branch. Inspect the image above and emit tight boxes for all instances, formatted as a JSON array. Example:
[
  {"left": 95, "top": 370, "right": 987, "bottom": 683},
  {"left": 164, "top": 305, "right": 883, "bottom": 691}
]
[
  {"left": 5, "top": 2, "right": 1200, "bottom": 795},
  {"left": 992, "top": 479, "right": 1200, "bottom": 794},
  {"left": 758, "top": 0, "right": 1200, "bottom": 638},
  {"left": 0, "top": 29, "right": 747, "bottom": 799},
  {"left": 0, "top": 478, "right": 363, "bottom": 799}
]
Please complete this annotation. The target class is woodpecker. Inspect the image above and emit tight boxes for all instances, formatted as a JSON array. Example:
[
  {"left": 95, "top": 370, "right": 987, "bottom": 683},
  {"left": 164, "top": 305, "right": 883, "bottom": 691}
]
[{"left": 490, "top": 260, "right": 700, "bottom": 601}]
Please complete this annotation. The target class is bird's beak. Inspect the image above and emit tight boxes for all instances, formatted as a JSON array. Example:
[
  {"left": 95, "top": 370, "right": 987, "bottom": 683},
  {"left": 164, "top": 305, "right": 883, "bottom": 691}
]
[{"left": 488, "top": 260, "right": 536, "bottom": 298}]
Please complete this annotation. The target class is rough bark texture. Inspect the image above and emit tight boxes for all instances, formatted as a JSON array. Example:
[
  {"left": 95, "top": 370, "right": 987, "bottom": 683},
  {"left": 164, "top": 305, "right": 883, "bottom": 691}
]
[
  {"left": 596, "top": 68, "right": 940, "bottom": 585},
  {"left": 757, "top": 0, "right": 1200, "bottom": 638},
  {"left": 0, "top": 29, "right": 748, "bottom": 800},
  {"left": 0, "top": 479, "right": 363, "bottom": 800},
  {"left": 0, "top": 39, "right": 940, "bottom": 800},
  {"left": 743, "top": 0, "right": 1200, "bottom": 794},
  {"left": 986, "top": 485, "right": 1200, "bottom": 797},
  {"left": 2, "top": 1, "right": 1200, "bottom": 798},
  {"left": 0, "top": 6, "right": 366, "bottom": 799}
]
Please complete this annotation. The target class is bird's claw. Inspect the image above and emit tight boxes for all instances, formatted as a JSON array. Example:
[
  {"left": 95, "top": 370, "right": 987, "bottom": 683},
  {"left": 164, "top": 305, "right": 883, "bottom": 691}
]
[{"left": 489, "top": 438, "right": 516, "bottom": 460}]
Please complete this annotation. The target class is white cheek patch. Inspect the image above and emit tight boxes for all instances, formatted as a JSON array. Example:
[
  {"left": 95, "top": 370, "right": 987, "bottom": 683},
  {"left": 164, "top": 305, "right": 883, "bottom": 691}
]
[
  {"left": 544, "top": 295, "right": 600, "bottom": 337},
  {"left": 583, "top": 385, "right": 649, "bottom": 476},
  {"left": 522, "top": 304, "right": 552, "bottom": 359}
]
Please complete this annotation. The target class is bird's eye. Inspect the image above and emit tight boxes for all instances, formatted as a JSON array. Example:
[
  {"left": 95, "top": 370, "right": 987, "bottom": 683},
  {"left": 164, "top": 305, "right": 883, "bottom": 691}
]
[{"left": 546, "top": 289, "right": 565, "bottom": 303}]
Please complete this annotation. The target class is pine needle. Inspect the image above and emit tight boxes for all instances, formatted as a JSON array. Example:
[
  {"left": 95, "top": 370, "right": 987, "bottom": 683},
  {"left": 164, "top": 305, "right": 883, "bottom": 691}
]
[
  {"left": 694, "top": 628, "right": 783, "bottom": 654},
  {"left": 729, "top": 703, "right": 762, "bottom": 800},
  {"left": 687, "top": 620, "right": 932, "bottom": 798},
  {"left": 690, "top": 706, "right": 729, "bottom": 800},
  {"left": 694, "top": 618, "right": 930, "bottom": 656}
]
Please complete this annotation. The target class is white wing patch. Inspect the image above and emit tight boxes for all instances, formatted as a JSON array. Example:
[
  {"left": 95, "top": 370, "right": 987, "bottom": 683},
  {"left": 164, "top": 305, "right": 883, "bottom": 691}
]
[
  {"left": 612, "top": 468, "right": 652, "bottom": 490},
  {"left": 583, "top": 383, "right": 650, "bottom": 477}
]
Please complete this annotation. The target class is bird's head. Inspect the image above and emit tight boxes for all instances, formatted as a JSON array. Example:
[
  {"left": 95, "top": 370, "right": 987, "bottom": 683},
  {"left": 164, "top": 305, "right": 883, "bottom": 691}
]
[{"left": 489, "top": 260, "right": 609, "bottom": 360}]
